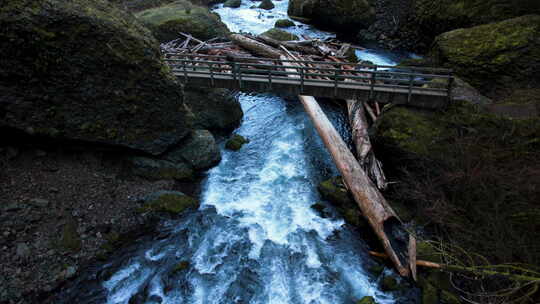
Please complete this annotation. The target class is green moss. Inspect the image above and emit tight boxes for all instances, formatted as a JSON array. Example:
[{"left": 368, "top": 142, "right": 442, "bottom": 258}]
[
  {"left": 225, "top": 134, "right": 249, "bottom": 151},
  {"left": 357, "top": 296, "right": 376, "bottom": 304},
  {"left": 367, "top": 264, "right": 385, "bottom": 277},
  {"left": 274, "top": 19, "right": 295, "bottom": 28},
  {"left": 171, "top": 260, "right": 190, "bottom": 273},
  {"left": 417, "top": 241, "right": 443, "bottom": 264},
  {"left": 136, "top": 0, "right": 229, "bottom": 42},
  {"left": 380, "top": 276, "right": 402, "bottom": 291},
  {"left": 431, "top": 15, "right": 540, "bottom": 93},
  {"left": 260, "top": 28, "right": 299, "bottom": 41},
  {"left": 138, "top": 191, "right": 199, "bottom": 214},
  {"left": 60, "top": 218, "right": 82, "bottom": 252},
  {"left": 318, "top": 177, "right": 353, "bottom": 206}
]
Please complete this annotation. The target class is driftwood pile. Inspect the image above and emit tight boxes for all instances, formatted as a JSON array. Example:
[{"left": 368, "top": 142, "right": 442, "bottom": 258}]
[{"left": 162, "top": 32, "right": 415, "bottom": 278}]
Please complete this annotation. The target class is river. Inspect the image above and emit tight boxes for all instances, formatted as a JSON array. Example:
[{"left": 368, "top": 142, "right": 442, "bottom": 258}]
[{"left": 55, "top": 1, "right": 419, "bottom": 303}]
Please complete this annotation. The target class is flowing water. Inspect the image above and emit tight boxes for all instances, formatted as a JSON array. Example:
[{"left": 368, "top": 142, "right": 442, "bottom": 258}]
[{"left": 55, "top": 1, "right": 420, "bottom": 303}]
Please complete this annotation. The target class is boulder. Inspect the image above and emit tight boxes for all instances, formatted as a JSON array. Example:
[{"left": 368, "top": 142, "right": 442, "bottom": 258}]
[
  {"left": 258, "top": 0, "right": 275, "bottom": 10},
  {"left": 260, "top": 28, "right": 299, "bottom": 41},
  {"left": 136, "top": 0, "right": 230, "bottom": 42},
  {"left": 412, "top": 0, "right": 540, "bottom": 44},
  {"left": 184, "top": 88, "right": 243, "bottom": 131},
  {"left": 430, "top": 15, "right": 540, "bottom": 95},
  {"left": 287, "top": 0, "right": 375, "bottom": 32},
  {"left": 0, "top": 0, "right": 193, "bottom": 155},
  {"left": 223, "top": 0, "right": 242, "bottom": 7},
  {"left": 139, "top": 191, "right": 199, "bottom": 214},
  {"left": 274, "top": 19, "right": 295, "bottom": 28},
  {"left": 165, "top": 130, "right": 221, "bottom": 170}
]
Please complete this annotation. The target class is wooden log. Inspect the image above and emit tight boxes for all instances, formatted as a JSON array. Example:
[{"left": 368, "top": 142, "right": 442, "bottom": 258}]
[
  {"left": 229, "top": 34, "right": 283, "bottom": 59},
  {"left": 298, "top": 94, "right": 409, "bottom": 276}
]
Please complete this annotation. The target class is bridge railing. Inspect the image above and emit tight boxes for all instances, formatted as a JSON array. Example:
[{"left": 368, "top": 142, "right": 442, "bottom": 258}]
[{"left": 163, "top": 53, "right": 454, "bottom": 101}]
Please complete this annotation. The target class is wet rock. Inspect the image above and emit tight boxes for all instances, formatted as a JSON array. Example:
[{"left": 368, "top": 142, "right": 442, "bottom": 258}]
[
  {"left": 261, "top": 28, "right": 299, "bottom": 41},
  {"left": 185, "top": 88, "right": 243, "bottom": 131},
  {"left": 310, "top": 202, "right": 329, "bottom": 218},
  {"left": 171, "top": 260, "right": 190, "bottom": 273},
  {"left": 318, "top": 177, "right": 368, "bottom": 228},
  {"left": 258, "top": 0, "right": 275, "bottom": 10},
  {"left": 139, "top": 191, "right": 199, "bottom": 215},
  {"left": 136, "top": 0, "right": 230, "bottom": 42},
  {"left": 165, "top": 130, "right": 221, "bottom": 170},
  {"left": 275, "top": 19, "right": 295, "bottom": 28},
  {"left": 126, "top": 156, "right": 193, "bottom": 181},
  {"left": 225, "top": 134, "right": 249, "bottom": 151},
  {"left": 380, "top": 275, "right": 402, "bottom": 291},
  {"left": 223, "top": 0, "right": 242, "bottom": 7},
  {"left": 367, "top": 264, "right": 384, "bottom": 277},
  {"left": 16, "top": 243, "right": 30, "bottom": 258}
]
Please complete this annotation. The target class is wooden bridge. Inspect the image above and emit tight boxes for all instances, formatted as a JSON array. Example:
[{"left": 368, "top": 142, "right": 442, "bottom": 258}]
[{"left": 163, "top": 53, "right": 454, "bottom": 109}]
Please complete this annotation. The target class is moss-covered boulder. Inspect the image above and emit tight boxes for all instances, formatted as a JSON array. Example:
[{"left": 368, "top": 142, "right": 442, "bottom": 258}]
[
  {"left": 258, "top": 0, "right": 275, "bottom": 10},
  {"left": 185, "top": 88, "right": 243, "bottom": 131},
  {"left": 0, "top": 0, "right": 197, "bottom": 155},
  {"left": 287, "top": 0, "right": 375, "bottom": 32},
  {"left": 165, "top": 130, "right": 221, "bottom": 170},
  {"left": 126, "top": 156, "right": 194, "bottom": 180},
  {"left": 275, "top": 19, "right": 295, "bottom": 28},
  {"left": 223, "top": 0, "right": 241, "bottom": 8},
  {"left": 225, "top": 134, "right": 249, "bottom": 151},
  {"left": 430, "top": 15, "right": 540, "bottom": 95},
  {"left": 136, "top": 0, "right": 230, "bottom": 42},
  {"left": 261, "top": 28, "right": 299, "bottom": 41},
  {"left": 412, "top": 0, "right": 540, "bottom": 45},
  {"left": 318, "top": 177, "right": 368, "bottom": 227},
  {"left": 139, "top": 190, "right": 199, "bottom": 214}
]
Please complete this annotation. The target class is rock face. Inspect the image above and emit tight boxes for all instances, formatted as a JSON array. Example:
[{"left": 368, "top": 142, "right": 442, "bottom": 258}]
[
  {"left": 136, "top": 0, "right": 230, "bottom": 42},
  {"left": 430, "top": 14, "right": 540, "bottom": 94},
  {"left": 0, "top": 0, "right": 192, "bottom": 155},
  {"left": 287, "top": 0, "right": 375, "bottom": 31}
]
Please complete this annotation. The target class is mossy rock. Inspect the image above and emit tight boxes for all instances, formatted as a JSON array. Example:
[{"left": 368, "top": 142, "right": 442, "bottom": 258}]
[
  {"left": 275, "top": 19, "right": 295, "bottom": 28},
  {"left": 260, "top": 28, "right": 299, "bottom": 41},
  {"left": 367, "top": 264, "right": 385, "bottom": 277},
  {"left": 318, "top": 177, "right": 353, "bottom": 206},
  {"left": 0, "top": 0, "right": 196, "bottom": 155},
  {"left": 380, "top": 275, "right": 403, "bottom": 292},
  {"left": 357, "top": 296, "right": 376, "bottom": 304},
  {"left": 287, "top": 0, "right": 375, "bottom": 32},
  {"left": 223, "top": 0, "right": 241, "bottom": 8},
  {"left": 60, "top": 218, "right": 82, "bottom": 252},
  {"left": 171, "top": 260, "right": 190, "bottom": 273},
  {"left": 136, "top": 0, "right": 230, "bottom": 42},
  {"left": 310, "top": 202, "right": 329, "bottom": 218},
  {"left": 487, "top": 88, "right": 540, "bottom": 119},
  {"left": 430, "top": 14, "right": 540, "bottom": 95},
  {"left": 412, "top": 0, "right": 540, "bottom": 46},
  {"left": 138, "top": 191, "right": 199, "bottom": 214},
  {"left": 185, "top": 88, "right": 243, "bottom": 131},
  {"left": 258, "top": 0, "right": 274, "bottom": 10},
  {"left": 225, "top": 134, "right": 249, "bottom": 151}
]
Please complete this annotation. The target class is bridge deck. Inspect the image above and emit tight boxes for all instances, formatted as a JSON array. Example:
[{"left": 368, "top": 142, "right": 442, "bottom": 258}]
[{"left": 164, "top": 54, "right": 453, "bottom": 108}]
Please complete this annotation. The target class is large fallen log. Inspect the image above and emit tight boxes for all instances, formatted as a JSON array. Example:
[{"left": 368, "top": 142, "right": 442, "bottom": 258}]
[{"left": 229, "top": 34, "right": 283, "bottom": 59}]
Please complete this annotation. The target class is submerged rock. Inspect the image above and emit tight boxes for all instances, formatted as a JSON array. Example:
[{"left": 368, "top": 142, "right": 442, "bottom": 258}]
[
  {"left": 430, "top": 14, "right": 540, "bottom": 94},
  {"left": 261, "top": 28, "right": 299, "bottom": 41},
  {"left": 225, "top": 134, "right": 249, "bottom": 151},
  {"left": 136, "top": 0, "right": 230, "bottom": 42},
  {"left": 139, "top": 190, "right": 199, "bottom": 214},
  {"left": 287, "top": 0, "right": 375, "bottom": 32}
]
